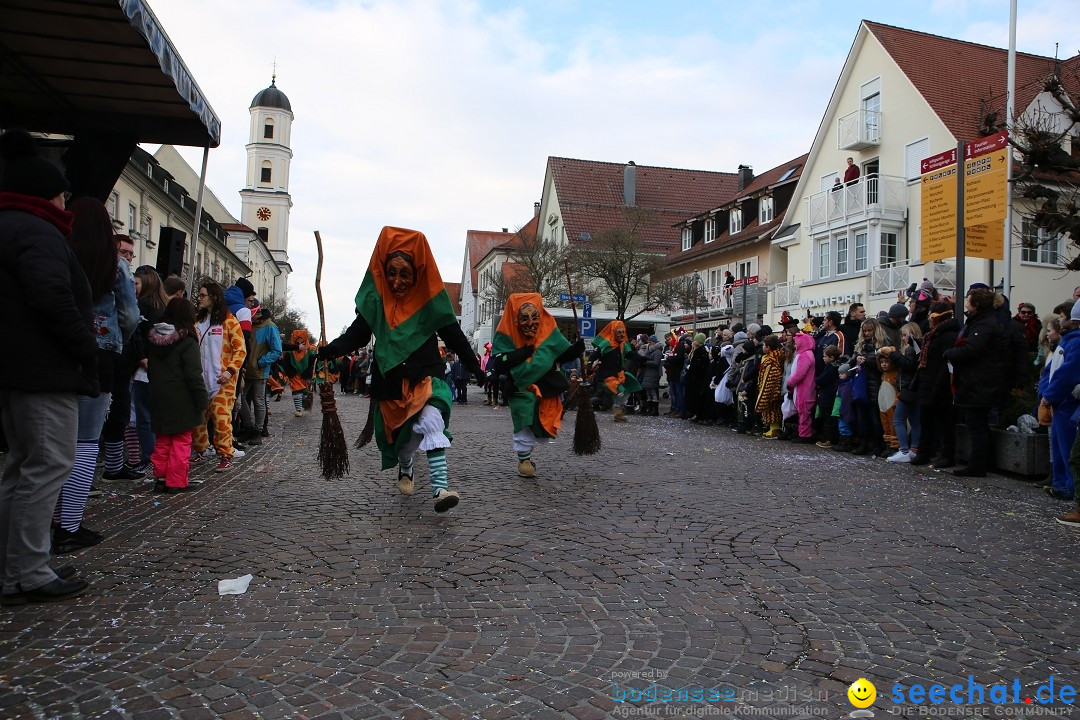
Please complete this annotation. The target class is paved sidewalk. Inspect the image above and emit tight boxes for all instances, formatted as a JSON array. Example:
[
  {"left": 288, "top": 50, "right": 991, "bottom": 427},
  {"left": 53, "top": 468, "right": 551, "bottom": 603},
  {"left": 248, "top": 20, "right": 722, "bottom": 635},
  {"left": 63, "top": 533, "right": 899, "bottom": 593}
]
[{"left": 1, "top": 395, "right": 1077, "bottom": 719}]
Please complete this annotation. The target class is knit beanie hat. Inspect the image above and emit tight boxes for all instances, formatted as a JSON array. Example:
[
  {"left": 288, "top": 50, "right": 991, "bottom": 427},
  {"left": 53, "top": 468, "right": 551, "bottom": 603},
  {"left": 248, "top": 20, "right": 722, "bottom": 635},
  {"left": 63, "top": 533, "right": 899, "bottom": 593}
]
[
  {"left": 235, "top": 276, "right": 256, "bottom": 298},
  {"left": 694, "top": 332, "right": 707, "bottom": 344},
  {"left": 0, "top": 129, "right": 70, "bottom": 200},
  {"left": 888, "top": 303, "right": 909, "bottom": 320},
  {"left": 1072, "top": 302, "right": 1080, "bottom": 323},
  {"left": 837, "top": 363, "right": 852, "bottom": 374}
]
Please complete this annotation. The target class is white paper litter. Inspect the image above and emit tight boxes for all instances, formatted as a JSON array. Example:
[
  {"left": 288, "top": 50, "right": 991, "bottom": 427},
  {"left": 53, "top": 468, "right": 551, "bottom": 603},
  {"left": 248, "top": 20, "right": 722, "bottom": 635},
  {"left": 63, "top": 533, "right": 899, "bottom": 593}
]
[{"left": 218, "top": 574, "right": 253, "bottom": 595}]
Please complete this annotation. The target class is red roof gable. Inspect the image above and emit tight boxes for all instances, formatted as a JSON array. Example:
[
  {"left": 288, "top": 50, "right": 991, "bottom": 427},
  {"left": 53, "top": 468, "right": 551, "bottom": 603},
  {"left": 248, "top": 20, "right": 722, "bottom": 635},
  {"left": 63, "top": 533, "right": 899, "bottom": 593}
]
[
  {"left": 444, "top": 282, "right": 462, "bottom": 315},
  {"left": 465, "top": 229, "right": 514, "bottom": 294},
  {"left": 550, "top": 157, "right": 738, "bottom": 252},
  {"left": 865, "top": 21, "right": 1077, "bottom": 143}
]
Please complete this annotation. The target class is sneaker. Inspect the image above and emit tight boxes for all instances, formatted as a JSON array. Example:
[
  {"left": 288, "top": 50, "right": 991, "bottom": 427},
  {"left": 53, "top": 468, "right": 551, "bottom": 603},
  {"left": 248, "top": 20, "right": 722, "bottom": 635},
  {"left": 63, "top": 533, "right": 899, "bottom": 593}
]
[
  {"left": 517, "top": 459, "right": 537, "bottom": 478},
  {"left": 233, "top": 441, "right": 247, "bottom": 451},
  {"left": 397, "top": 471, "right": 414, "bottom": 496},
  {"left": 1055, "top": 508, "right": 1080, "bottom": 528},
  {"left": 131, "top": 461, "right": 153, "bottom": 475},
  {"left": 101, "top": 466, "right": 145, "bottom": 481},
  {"left": 190, "top": 449, "right": 214, "bottom": 463},
  {"left": 815, "top": 440, "right": 833, "bottom": 449},
  {"left": 52, "top": 526, "right": 103, "bottom": 555},
  {"left": 887, "top": 450, "right": 913, "bottom": 463},
  {"left": 433, "top": 489, "right": 460, "bottom": 513},
  {"left": 232, "top": 449, "right": 246, "bottom": 458},
  {"left": 761, "top": 430, "right": 782, "bottom": 439},
  {"left": 1044, "top": 486, "right": 1072, "bottom": 501},
  {"left": 214, "top": 457, "right": 232, "bottom": 472}
]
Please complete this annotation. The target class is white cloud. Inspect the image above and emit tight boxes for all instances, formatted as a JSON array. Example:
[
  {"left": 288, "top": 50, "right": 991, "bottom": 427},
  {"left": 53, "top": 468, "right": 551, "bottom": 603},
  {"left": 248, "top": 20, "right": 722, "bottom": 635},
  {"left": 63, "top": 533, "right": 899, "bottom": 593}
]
[{"left": 147, "top": 0, "right": 1080, "bottom": 336}]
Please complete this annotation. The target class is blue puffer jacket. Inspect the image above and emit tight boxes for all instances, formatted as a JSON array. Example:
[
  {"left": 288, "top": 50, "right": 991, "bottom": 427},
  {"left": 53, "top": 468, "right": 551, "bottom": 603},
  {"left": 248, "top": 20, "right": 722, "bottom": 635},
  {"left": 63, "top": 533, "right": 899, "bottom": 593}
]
[
  {"left": 92, "top": 259, "right": 139, "bottom": 353},
  {"left": 1039, "top": 328, "right": 1080, "bottom": 425}
]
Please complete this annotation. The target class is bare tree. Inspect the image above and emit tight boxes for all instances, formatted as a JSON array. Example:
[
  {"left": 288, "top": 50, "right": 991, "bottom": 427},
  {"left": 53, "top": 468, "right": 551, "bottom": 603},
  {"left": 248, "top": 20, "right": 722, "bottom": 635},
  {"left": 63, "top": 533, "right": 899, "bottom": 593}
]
[
  {"left": 568, "top": 208, "right": 684, "bottom": 320},
  {"left": 478, "top": 263, "right": 534, "bottom": 329},
  {"left": 992, "top": 70, "right": 1080, "bottom": 270},
  {"left": 504, "top": 225, "right": 568, "bottom": 303},
  {"left": 263, "top": 291, "right": 308, "bottom": 340}
]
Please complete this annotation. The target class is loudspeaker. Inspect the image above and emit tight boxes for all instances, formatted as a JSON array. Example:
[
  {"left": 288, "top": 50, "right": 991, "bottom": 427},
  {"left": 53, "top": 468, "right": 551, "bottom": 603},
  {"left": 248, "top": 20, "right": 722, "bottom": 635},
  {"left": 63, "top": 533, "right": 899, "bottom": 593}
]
[{"left": 156, "top": 227, "right": 187, "bottom": 278}]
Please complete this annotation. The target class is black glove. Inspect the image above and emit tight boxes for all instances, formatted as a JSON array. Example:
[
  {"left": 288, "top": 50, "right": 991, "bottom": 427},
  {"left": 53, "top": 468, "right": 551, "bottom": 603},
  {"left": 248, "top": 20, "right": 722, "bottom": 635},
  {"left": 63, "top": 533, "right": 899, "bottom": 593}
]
[
  {"left": 473, "top": 369, "right": 486, "bottom": 386},
  {"left": 570, "top": 338, "right": 585, "bottom": 356},
  {"left": 505, "top": 345, "right": 535, "bottom": 365},
  {"left": 317, "top": 344, "right": 336, "bottom": 362}
]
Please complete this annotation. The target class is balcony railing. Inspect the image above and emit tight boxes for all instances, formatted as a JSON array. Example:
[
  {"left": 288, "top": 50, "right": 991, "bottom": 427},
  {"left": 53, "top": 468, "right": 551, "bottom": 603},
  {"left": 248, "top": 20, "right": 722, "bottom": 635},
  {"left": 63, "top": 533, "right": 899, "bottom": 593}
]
[
  {"left": 807, "top": 174, "right": 907, "bottom": 231},
  {"left": 871, "top": 259, "right": 911, "bottom": 295},
  {"left": 838, "top": 109, "right": 881, "bottom": 150},
  {"left": 928, "top": 261, "right": 956, "bottom": 293},
  {"left": 771, "top": 281, "right": 800, "bottom": 308}
]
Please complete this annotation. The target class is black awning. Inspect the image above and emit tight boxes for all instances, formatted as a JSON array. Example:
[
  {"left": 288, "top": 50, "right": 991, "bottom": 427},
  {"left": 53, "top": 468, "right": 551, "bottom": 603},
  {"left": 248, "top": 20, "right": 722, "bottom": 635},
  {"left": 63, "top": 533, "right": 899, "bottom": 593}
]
[{"left": 0, "top": 0, "right": 220, "bottom": 147}]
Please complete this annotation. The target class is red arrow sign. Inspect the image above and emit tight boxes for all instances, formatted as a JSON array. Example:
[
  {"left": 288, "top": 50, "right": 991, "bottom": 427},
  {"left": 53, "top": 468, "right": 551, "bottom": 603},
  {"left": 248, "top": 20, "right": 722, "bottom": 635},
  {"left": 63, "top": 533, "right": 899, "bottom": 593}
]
[
  {"left": 965, "top": 130, "right": 1009, "bottom": 159},
  {"left": 921, "top": 148, "right": 957, "bottom": 174}
]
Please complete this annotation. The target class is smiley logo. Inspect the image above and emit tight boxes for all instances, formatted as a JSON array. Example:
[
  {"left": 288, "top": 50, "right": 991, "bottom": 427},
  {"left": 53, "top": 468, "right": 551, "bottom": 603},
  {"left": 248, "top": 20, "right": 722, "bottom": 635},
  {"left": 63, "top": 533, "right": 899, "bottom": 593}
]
[{"left": 848, "top": 678, "right": 876, "bottom": 708}]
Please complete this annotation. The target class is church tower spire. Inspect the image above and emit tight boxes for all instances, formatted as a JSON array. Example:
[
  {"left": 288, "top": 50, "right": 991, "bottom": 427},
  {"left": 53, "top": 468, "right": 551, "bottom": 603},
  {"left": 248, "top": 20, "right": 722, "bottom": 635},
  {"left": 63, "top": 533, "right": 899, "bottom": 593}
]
[{"left": 240, "top": 76, "right": 293, "bottom": 302}]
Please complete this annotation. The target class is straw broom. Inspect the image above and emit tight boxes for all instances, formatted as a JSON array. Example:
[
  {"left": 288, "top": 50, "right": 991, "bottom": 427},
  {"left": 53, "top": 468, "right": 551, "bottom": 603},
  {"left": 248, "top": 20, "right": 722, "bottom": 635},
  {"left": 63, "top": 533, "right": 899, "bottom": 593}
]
[
  {"left": 563, "top": 260, "right": 601, "bottom": 455},
  {"left": 313, "top": 231, "right": 349, "bottom": 479}
]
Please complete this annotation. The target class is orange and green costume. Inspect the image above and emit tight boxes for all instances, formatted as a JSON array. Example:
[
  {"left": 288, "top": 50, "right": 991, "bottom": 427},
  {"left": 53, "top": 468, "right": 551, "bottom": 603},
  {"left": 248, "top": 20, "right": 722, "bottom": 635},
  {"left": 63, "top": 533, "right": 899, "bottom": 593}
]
[
  {"left": 591, "top": 320, "right": 642, "bottom": 397},
  {"left": 492, "top": 293, "right": 574, "bottom": 439}
]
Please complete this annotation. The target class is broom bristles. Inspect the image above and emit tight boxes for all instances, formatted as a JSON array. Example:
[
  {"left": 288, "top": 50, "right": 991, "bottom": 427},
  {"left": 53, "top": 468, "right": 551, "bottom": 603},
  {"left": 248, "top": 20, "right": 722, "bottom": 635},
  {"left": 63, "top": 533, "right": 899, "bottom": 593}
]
[
  {"left": 317, "top": 384, "right": 349, "bottom": 478},
  {"left": 572, "top": 382, "right": 601, "bottom": 455},
  {"left": 356, "top": 397, "right": 375, "bottom": 449}
]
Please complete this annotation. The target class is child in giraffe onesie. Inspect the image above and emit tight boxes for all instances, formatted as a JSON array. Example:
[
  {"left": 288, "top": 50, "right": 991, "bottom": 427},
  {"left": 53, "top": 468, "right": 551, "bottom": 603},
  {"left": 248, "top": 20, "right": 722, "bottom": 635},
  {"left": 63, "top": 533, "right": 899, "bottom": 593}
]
[{"left": 192, "top": 281, "right": 246, "bottom": 472}]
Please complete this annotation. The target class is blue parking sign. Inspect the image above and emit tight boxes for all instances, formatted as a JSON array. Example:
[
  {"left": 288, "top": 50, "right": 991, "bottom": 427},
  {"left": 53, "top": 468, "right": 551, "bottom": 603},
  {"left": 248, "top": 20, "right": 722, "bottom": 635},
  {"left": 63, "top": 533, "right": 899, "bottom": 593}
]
[{"left": 578, "top": 318, "right": 595, "bottom": 338}]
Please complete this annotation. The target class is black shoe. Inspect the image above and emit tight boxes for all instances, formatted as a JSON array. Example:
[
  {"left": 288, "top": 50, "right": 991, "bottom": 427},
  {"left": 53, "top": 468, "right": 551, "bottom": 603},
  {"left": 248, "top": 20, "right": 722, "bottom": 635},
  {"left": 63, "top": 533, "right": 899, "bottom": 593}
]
[
  {"left": 1, "top": 577, "right": 89, "bottom": 605},
  {"left": 153, "top": 480, "right": 167, "bottom": 493},
  {"left": 931, "top": 456, "right": 955, "bottom": 469},
  {"left": 52, "top": 565, "right": 78, "bottom": 580},
  {"left": 851, "top": 442, "right": 869, "bottom": 456},
  {"left": 910, "top": 454, "right": 931, "bottom": 466},
  {"left": 245, "top": 436, "right": 263, "bottom": 446},
  {"left": 52, "top": 526, "right": 104, "bottom": 555},
  {"left": 952, "top": 467, "right": 986, "bottom": 478},
  {"left": 101, "top": 467, "right": 145, "bottom": 481},
  {"left": 233, "top": 441, "right": 248, "bottom": 451},
  {"left": 164, "top": 485, "right": 194, "bottom": 494},
  {"left": 260, "top": 428, "right": 270, "bottom": 438}
]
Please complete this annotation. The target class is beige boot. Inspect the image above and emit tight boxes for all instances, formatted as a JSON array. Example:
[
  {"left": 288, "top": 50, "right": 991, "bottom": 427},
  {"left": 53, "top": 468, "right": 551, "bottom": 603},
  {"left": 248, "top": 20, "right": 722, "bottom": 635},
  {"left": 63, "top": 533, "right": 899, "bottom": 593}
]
[
  {"left": 433, "top": 489, "right": 460, "bottom": 513},
  {"left": 613, "top": 406, "right": 628, "bottom": 423},
  {"left": 397, "top": 469, "right": 414, "bottom": 496},
  {"left": 517, "top": 458, "right": 536, "bottom": 478}
]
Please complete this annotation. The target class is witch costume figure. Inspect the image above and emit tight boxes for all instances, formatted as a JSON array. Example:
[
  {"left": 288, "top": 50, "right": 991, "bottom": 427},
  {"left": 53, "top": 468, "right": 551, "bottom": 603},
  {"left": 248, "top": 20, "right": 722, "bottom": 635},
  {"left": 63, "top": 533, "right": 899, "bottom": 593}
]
[
  {"left": 490, "top": 293, "right": 584, "bottom": 478},
  {"left": 590, "top": 320, "right": 642, "bottom": 423},
  {"left": 320, "top": 227, "right": 483, "bottom": 512}
]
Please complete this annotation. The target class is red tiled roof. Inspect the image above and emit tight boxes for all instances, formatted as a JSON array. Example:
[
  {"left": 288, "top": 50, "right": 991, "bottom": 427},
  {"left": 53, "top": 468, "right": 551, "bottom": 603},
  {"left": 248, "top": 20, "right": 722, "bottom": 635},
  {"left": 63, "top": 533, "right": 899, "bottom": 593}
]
[
  {"left": 865, "top": 21, "right": 1077, "bottom": 144},
  {"left": 220, "top": 223, "right": 255, "bottom": 233},
  {"left": 465, "top": 229, "right": 514, "bottom": 294},
  {"left": 550, "top": 157, "right": 738, "bottom": 252},
  {"left": 445, "top": 282, "right": 462, "bottom": 314},
  {"left": 501, "top": 261, "right": 531, "bottom": 290},
  {"left": 667, "top": 154, "right": 808, "bottom": 263}
]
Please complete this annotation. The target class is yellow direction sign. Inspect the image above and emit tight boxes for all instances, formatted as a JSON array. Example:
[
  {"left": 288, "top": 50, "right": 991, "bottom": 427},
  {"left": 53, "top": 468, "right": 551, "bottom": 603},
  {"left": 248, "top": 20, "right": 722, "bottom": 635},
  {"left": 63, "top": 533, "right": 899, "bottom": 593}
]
[
  {"left": 920, "top": 148, "right": 957, "bottom": 262},
  {"left": 965, "top": 222, "right": 1004, "bottom": 260},
  {"left": 963, "top": 130, "right": 1008, "bottom": 231}
]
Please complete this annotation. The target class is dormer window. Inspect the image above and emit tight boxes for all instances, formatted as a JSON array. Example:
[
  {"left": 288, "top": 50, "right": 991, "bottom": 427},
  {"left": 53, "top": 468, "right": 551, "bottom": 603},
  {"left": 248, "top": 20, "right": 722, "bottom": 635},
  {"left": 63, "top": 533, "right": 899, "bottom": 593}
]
[
  {"left": 704, "top": 218, "right": 716, "bottom": 243},
  {"left": 729, "top": 208, "right": 743, "bottom": 235},
  {"left": 681, "top": 227, "right": 692, "bottom": 251},
  {"left": 759, "top": 196, "right": 774, "bottom": 224}
]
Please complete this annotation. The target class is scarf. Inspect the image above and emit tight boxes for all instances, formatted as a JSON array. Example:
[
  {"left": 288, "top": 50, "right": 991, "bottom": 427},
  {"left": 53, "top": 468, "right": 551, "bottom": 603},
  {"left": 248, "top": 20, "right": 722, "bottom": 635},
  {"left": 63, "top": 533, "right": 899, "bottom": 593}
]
[{"left": 0, "top": 192, "right": 73, "bottom": 237}]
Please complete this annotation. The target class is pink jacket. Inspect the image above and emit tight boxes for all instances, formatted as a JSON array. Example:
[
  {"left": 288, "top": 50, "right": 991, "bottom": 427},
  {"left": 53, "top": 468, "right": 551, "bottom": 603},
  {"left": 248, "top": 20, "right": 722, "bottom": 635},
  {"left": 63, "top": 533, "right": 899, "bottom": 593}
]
[{"left": 787, "top": 333, "right": 817, "bottom": 413}]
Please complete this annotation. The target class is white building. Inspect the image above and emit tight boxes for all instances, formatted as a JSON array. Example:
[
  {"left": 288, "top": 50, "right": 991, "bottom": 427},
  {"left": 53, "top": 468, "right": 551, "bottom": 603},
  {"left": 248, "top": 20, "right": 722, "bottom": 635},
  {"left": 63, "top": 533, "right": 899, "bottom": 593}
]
[{"left": 770, "top": 21, "right": 1080, "bottom": 321}]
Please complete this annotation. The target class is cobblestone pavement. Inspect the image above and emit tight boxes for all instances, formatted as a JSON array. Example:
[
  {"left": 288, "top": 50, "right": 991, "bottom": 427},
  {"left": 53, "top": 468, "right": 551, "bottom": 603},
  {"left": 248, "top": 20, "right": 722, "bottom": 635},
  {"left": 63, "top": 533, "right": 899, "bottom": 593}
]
[{"left": 1, "top": 393, "right": 1078, "bottom": 720}]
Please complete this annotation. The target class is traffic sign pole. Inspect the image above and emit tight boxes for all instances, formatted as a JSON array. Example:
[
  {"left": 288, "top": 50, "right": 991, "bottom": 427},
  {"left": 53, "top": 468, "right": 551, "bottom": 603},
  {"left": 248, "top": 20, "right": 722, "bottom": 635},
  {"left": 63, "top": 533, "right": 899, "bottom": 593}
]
[{"left": 956, "top": 140, "right": 965, "bottom": 325}]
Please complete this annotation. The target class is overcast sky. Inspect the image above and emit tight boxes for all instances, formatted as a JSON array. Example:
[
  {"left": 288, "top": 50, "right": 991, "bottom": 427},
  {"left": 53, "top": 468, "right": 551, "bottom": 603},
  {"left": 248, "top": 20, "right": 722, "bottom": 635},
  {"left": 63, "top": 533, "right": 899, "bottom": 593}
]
[{"left": 149, "top": 0, "right": 1080, "bottom": 336}]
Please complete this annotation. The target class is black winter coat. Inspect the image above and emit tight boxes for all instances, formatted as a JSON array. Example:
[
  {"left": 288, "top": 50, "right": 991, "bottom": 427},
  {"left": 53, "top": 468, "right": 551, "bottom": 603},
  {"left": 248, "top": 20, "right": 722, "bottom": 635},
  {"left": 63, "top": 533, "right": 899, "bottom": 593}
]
[
  {"left": 0, "top": 200, "right": 97, "bottom": 394},
  {"left": 914, "top": 319, "right": 959, "bottom": 406},
  {"left": 146, "top": 328, "right": 209, "bottom": 435},
  {"left": 943, "top": 310, "right": 1005, "bottom": 407}
]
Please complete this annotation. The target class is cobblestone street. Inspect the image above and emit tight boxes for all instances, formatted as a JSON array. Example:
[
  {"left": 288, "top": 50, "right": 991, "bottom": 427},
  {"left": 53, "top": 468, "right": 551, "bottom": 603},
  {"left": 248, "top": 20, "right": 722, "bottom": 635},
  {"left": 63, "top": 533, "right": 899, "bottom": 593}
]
[{"left": 1, "top": 393, "right": 1078, "bottom": 720}]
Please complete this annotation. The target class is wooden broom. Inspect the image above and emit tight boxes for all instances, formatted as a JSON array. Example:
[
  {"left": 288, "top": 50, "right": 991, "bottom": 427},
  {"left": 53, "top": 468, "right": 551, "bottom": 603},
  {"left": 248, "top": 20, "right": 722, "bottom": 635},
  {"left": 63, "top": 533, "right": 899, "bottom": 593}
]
[
  {"left": 563, "top": 260, "right": 601, "bottom": 455},
  {"left": 313, "top": 231, "right": 349, "bottom": 479}
]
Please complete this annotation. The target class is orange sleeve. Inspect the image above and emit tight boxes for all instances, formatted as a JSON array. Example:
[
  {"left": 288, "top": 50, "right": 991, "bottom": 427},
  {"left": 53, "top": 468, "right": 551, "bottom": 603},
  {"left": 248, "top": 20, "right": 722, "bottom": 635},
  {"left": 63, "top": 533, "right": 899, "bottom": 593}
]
[{"left": 222, "top": 316, "right": 247, "bottom": 373}]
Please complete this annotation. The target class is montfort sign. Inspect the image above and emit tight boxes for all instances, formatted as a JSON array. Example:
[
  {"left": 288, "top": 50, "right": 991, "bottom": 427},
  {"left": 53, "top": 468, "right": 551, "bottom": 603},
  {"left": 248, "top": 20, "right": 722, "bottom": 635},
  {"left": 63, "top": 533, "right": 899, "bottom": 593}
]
[{"left": 799, "top": 291, "right": 863, "bottom": 310}]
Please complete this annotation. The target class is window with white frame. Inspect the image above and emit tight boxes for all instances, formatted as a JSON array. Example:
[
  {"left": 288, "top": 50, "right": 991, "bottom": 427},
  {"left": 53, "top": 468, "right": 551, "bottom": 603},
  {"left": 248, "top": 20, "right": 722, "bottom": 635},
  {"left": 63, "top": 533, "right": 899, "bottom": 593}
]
[
  {"left": 107, "top": 192, "right": 119, "bottom": 221},
  {"left": 817, "top": 239, "right": 831, "bottom": 279},
  {"left": 128, "top": 203, "right": 137, "bottom": 235},
  {"left": 1021, "top": 218, "right": 1062, "bottom": 265},
  {"left": 704, "top": 218, "right": 716, "bottom": 243},
  {"left": 737, "top": 258, "right": 755, "bottom": 280},
  {"left": 855, "top": 232, "right": 868, "bottom": 271},
  {"left": 836, "top": 234, "right": 849, "bottom": 275},
  {"left": 729, "top": 208, "right": 743, "bottom": 235},
  {"left": 881, "top": 231, "right": 898, "bottom": 266},
  {"left": 905, "top": 138, "right": 930, "bottom": 180},
  {"left": 759, "top": 195, "right": 774, "bottom": 224},
  {"left": 681, "top": 227, "right": 692, "bottom": 251},
  {"left": 708, "top": 268, "right": 722, "bottom": 301}
]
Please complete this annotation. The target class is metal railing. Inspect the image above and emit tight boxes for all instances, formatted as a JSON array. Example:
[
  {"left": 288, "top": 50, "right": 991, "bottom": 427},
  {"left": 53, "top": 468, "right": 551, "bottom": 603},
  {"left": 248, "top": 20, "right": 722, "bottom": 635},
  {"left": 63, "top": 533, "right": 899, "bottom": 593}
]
[
  {"left": 807, "top": 174, "right": 907, "bottom": 230},
  {"left": 838, "top": 109, "right": 881, "bottom": 150},
  {"left": 871, "top": 259, "right": 911, "bottom": 295},
  {"left": 771, "top": 281, "right": 800, "bottom": 307},
  {"left": 928, "top": 261, "right": 956, "bottom": 293}
]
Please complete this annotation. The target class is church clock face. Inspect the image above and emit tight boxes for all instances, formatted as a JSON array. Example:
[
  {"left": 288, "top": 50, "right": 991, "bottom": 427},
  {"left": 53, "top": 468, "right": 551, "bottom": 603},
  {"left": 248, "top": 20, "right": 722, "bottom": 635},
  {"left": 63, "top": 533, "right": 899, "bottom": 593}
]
[{"left": 256, "top": 207, "right": 272, "bottom": 221}]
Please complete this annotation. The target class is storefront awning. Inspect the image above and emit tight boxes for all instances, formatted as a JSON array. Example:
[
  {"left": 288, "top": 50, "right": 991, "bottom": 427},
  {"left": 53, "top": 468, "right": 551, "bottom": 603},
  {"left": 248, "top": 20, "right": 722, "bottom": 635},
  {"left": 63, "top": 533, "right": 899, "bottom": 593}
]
[{"left": 0, "top": 0, "right": 221, "bottom": 147}]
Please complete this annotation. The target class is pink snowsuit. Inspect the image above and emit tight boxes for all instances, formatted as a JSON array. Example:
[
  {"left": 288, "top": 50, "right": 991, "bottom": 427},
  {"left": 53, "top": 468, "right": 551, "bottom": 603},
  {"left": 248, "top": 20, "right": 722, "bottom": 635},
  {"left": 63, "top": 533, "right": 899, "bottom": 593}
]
[{"left": 787, "top": 333, "right": 817, "bottom": 439}]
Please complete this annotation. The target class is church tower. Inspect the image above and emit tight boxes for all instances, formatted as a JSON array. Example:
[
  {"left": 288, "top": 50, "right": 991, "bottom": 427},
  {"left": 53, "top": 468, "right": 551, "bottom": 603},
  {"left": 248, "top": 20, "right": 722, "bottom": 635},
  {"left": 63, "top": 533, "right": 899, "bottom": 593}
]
[{"left": 240, "top": 75, "right": 293, "bottom": 302}]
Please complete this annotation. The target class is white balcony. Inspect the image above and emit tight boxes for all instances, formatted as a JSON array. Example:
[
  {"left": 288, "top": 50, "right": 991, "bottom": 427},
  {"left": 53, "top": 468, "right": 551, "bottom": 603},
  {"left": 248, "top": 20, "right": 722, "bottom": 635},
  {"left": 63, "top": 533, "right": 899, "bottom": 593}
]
[
  {"left": 807, "top": 174, "right": 907, "bottom": 232},
  {"left": 771, "top": 281, "right": 800, "bottom": 308},
  {"left": 838, "top": 109, "right": 881, "bottom": 150},
  {"left": 871, "top": 259, "right": 911, "bottom": 296}
]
